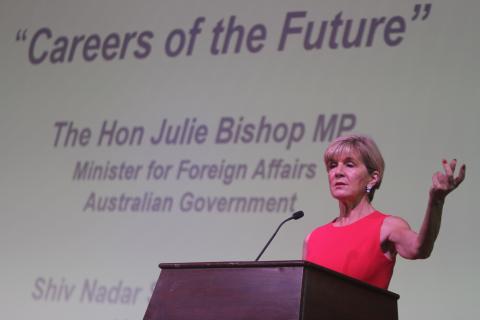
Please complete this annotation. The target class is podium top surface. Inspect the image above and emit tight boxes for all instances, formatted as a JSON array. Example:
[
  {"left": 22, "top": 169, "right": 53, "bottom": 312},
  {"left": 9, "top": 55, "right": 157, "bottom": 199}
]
[{"left": 159, "top": 260, "right": 306, "bottom": 269}]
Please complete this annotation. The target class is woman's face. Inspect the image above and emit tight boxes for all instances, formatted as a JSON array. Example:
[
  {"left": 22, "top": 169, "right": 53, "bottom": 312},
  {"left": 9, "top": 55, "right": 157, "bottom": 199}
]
[{"left": 326, "top": 151, "right": 376, "bottom": 203}]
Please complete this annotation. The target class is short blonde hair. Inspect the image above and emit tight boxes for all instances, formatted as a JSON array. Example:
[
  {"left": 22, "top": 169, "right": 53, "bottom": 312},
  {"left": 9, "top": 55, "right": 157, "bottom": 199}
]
[{"left": 324, "top": 134, "right": 385, "bottom": 201}]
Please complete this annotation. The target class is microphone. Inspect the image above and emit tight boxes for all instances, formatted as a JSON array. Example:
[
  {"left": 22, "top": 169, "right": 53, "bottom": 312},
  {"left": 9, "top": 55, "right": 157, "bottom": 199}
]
[{"left": 255, "top": 210, "right": 304, "bottom": 261}]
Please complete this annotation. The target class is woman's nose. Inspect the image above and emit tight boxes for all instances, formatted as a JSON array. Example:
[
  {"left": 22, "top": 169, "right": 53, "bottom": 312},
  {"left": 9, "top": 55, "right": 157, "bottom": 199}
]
[{"left": 333, "top": 165, "right": 345, "bottom": 177}]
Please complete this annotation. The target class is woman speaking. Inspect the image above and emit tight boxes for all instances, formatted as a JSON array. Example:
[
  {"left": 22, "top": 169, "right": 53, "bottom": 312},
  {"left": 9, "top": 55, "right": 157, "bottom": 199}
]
[{"left": 303, "top": 135, "right": 466, "bottom": 289}]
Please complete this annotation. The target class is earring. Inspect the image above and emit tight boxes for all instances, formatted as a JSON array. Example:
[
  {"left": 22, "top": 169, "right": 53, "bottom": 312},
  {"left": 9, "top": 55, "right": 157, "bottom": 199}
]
[{"left": 365, "top": 185, "right": 372, "bottom": 193}]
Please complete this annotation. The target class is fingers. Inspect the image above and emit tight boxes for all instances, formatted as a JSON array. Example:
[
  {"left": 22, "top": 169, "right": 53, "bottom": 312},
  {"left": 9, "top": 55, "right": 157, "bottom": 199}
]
[
  {"left": 440, "top": 159, "right": 466, "bottom": 188},
  {"left": 450, "top": 159, "right": 457, "bottom": 173},
  {"left": 441, "top": 159, "right": 455, "bottom": 185},
  {"left": 454, "top": 164, "right": 466, "bottom": 187},
  {"left": 431, "top": 160, "right": 465, "bottom": 200}
]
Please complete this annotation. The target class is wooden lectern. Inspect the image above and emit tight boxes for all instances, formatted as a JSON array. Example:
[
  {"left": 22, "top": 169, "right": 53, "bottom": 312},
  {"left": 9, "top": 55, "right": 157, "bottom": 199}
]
[{"left": 144, "top": 261, "right": 399, "bottom": 320}]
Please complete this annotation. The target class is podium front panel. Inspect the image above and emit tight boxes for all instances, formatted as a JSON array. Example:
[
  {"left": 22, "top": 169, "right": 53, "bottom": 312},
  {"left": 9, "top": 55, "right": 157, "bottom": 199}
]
[{"left": 144, "top": 261, "right": 399, "bottom": 320}]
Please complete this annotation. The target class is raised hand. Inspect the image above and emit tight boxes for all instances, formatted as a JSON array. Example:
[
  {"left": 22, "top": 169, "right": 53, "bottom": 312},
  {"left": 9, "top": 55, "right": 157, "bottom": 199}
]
[{"left": 430, "top": 159, "right": 466, "bottom": 201}]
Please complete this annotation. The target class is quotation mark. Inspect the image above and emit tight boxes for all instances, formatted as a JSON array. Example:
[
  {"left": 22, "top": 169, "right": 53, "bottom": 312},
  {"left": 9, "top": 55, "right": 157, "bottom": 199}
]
[
  {"left": 412, "top": 3, "right": 432, "bottom": 21},
  {"left": 16, "top": 29, "right": 28, "bottom": 41}
]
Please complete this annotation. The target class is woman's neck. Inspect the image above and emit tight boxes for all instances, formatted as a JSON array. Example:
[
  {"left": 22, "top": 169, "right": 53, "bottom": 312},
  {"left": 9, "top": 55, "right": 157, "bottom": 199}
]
[{"left": 337, "top": 197, "right": 375, "bottom": 224}]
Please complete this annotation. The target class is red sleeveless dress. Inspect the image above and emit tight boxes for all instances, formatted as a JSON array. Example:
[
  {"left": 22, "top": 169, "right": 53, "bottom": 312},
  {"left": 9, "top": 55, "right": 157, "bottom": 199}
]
[{"left": 305, "top": 211, "right": 395, "bottom": 289}]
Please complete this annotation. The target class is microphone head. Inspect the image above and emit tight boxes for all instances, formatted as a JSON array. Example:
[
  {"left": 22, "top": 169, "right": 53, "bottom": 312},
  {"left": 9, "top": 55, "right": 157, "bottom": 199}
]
[{"left": 292, "top": 210, "right": 304, "bottom": 220}]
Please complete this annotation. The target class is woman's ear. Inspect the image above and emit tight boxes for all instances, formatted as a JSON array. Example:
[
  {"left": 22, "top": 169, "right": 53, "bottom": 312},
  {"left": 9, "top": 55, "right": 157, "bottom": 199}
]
[{"left": 369, "top": 170, "right": 380, "bottom": 189}]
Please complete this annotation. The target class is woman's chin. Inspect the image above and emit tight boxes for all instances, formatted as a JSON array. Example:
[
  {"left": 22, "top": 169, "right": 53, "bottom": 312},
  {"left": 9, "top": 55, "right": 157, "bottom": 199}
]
[
  {"left": 331, "top": 191, "right": 350, "bottom": 201},
  {"left": 331, "top": 191, "right": 361, "bottom": 203}
]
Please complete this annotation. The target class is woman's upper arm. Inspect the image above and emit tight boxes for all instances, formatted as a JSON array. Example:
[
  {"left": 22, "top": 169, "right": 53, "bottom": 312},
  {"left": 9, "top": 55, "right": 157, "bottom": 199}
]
[{"left": 383, "top": 216, "right": 422, "bottom": 259}]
